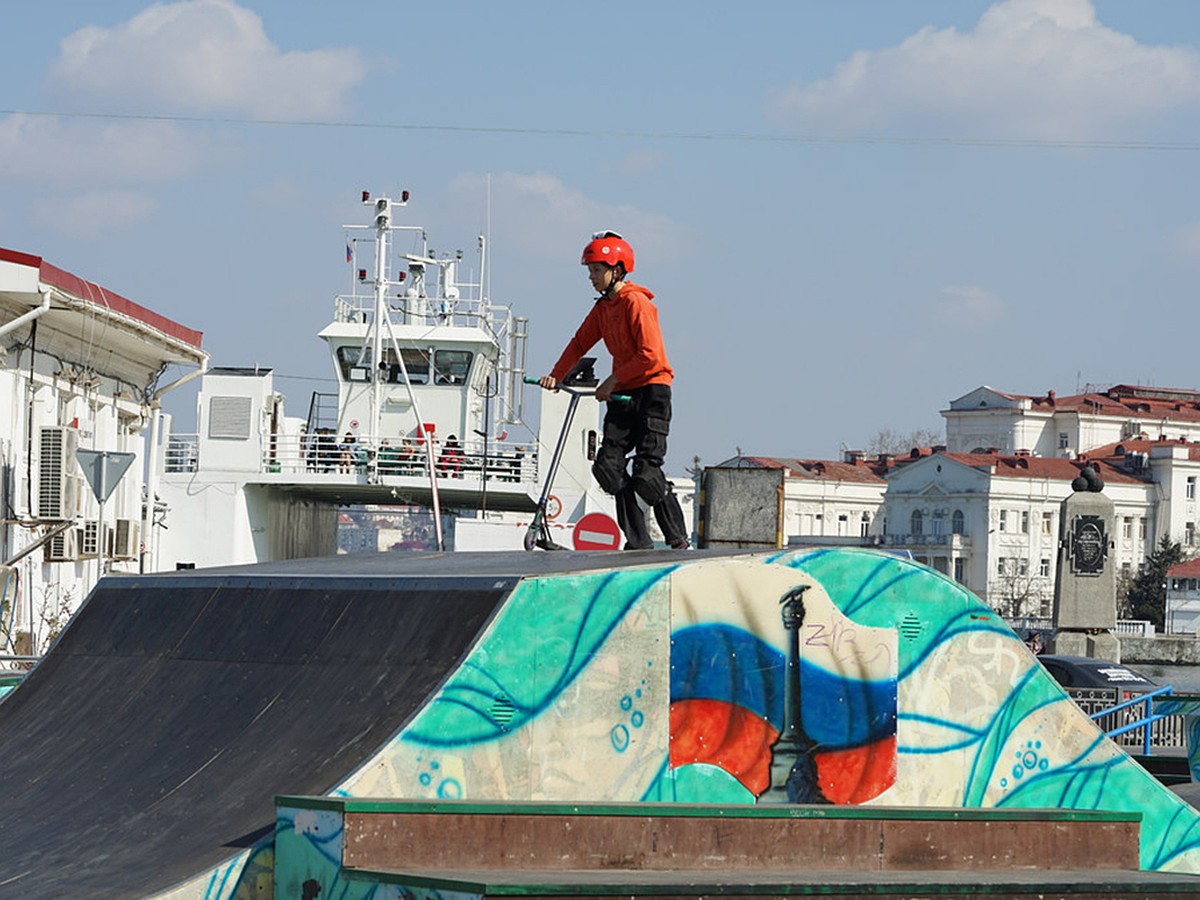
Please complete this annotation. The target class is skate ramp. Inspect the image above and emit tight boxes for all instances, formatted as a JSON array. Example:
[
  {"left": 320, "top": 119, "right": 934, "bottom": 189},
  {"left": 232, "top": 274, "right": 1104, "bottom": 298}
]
[
  {"left": 0, "top": 564, "right": 519, "bottom": 898},
  {"left": 281, "top": 548, "right": 1200, "bottom": 896}
]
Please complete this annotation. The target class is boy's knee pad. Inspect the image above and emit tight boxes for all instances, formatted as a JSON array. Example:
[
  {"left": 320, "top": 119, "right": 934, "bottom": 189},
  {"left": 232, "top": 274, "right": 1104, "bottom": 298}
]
[
  {"left": 591, "top": 444, "right": 628, "bottom": 495},
  {"left": 630, "top": 458, "right": 668, "bottom": 505}
]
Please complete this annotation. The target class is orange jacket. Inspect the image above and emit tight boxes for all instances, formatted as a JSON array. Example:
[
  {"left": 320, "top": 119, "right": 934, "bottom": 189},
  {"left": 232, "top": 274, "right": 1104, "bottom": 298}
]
[{"left": 550, "top": 282, "right": 673, "bottom": 390}]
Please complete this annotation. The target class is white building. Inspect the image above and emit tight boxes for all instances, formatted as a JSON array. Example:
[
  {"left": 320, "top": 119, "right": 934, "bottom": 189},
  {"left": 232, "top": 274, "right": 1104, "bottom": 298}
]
[
  {"left": 0, "top": 247, "right": 207, "bottom": 655},
  {"left": 721, "top": 383, "right": 1200, "bottom": 617},
  {"left": 1166, "top": 558, "right": 1200, "bottom": 635},
  {"left": 882, "top": 451, "right": 1155, "bottom": 615},
  {"left": 942, "top": 384, "right": 1200, "bottom": 459}
]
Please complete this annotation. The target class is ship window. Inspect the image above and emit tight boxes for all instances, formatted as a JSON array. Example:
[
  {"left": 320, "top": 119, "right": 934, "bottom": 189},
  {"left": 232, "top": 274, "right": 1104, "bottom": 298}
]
[
  {"left": 335, "top": 346, "right": 431, "bottom": 384},
  {"left": 433, "top": 349, "right": 473, "bottom": 385},
  {"left": 385, "top": 348, "right": 429, "bottom": 384}
]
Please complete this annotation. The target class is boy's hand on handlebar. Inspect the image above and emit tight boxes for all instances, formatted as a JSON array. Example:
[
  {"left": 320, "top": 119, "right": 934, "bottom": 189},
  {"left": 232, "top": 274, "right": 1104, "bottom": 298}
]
[
  {"left": 595, "top": 375, "right": 618, "bottom": 402},
  {"left": 538, "top": 375, "right": 558, "bottom": 391}
]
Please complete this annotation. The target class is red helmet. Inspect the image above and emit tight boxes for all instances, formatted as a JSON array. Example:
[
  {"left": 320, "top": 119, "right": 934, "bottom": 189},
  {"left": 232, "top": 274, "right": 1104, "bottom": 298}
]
[{"left": 581, "top": 231, "right": 634, "bottom": 273}]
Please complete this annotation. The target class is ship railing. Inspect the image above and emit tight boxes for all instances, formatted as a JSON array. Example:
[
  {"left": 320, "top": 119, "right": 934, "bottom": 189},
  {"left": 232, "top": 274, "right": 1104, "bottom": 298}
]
[
  {"left": 163, "top": 435, "right": 200, "bottom": 473},
  {"left": 263, "top": 432, "right": 539, "bottom": 484},
  {"left": 333, "top": 293, "right": 494, "bottom": 330}
]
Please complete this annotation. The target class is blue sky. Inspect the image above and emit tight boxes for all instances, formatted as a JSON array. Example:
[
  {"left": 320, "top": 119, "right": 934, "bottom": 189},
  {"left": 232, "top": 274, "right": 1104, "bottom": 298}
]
[{"left": 4, "top": 0, "right": 1200, "bottom": 473}]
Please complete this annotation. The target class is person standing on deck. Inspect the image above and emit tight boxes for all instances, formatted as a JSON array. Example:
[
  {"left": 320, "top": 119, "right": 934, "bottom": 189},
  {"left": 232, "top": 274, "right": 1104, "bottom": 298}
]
[{"left": 538, "top": 231, "right": 689, "bottom": 550}]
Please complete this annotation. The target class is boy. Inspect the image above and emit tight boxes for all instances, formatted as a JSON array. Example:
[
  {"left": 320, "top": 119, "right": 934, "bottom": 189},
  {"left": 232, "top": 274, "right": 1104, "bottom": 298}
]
[{"left": 539, "top": 231, "right": 689, "bottom": 550}]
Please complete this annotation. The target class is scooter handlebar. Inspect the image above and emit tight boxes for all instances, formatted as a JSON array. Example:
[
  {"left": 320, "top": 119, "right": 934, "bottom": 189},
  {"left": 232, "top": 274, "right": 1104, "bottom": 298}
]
[{"left": 524, "top": 376, "right": 629, "bottom": 403}]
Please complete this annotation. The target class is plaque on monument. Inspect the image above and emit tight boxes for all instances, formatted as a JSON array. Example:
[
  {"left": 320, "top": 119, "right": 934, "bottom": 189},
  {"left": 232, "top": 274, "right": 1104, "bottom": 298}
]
[{"left": 1069, "top": 514, "right": 1107, "bottom": 576}]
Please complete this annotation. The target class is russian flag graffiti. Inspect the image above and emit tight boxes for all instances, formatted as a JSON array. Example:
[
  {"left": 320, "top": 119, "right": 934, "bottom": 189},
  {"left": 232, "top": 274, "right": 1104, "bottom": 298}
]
[{"left": 669, "top": 622, "right": 897, "bottom": 804}]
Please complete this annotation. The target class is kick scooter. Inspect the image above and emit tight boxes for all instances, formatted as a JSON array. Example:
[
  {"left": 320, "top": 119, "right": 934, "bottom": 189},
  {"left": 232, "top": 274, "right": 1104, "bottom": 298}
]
[{"left": 522, "top": 374, "right": 629, "bottom": 551}]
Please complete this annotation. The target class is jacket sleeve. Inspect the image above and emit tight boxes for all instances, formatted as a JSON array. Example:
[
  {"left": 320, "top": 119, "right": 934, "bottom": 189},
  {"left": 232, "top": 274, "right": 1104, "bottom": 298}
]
[{"left": 550, "top": 306, "right": 602, "bottom": 381}]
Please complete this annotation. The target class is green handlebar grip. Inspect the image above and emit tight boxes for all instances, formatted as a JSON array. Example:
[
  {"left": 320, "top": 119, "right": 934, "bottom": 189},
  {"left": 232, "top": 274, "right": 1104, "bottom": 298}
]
[{"left": 523, "top": 376, "right": 540, "bottom": 384}]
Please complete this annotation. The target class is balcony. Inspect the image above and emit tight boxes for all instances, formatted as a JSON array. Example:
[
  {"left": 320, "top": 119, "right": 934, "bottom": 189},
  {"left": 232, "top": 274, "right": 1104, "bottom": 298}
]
[{"left": 883, "top": 532, "right": 971, "bottom": 549}]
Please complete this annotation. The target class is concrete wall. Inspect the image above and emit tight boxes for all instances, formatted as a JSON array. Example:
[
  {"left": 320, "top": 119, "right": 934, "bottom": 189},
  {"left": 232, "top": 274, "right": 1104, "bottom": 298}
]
[{"left": 1119, "top": 633, "right": 1200, "bottom": 665}]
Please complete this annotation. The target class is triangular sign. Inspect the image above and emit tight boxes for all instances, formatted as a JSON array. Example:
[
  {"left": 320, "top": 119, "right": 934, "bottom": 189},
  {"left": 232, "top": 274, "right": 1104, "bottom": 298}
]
[{"left": 75, "top": 450, "right": 137, "bottom": 503}]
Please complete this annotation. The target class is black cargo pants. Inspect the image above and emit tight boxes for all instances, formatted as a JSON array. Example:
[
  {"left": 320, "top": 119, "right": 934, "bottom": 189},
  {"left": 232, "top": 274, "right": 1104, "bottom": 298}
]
[{"left": 591, "top": 383, "right": 689, "bottom": 549}]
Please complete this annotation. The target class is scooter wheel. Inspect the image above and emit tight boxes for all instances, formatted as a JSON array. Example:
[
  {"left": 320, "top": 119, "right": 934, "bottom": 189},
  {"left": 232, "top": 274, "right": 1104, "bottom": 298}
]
[{"left": 522, "top": 527, "right": 538, "bottom": 551}]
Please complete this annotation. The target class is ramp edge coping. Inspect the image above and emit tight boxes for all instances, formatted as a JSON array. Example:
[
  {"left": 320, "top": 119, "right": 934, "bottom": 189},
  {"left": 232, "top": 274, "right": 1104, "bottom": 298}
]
[{"left": 277, "top": 795, "right": 1141, "bottom": 822}]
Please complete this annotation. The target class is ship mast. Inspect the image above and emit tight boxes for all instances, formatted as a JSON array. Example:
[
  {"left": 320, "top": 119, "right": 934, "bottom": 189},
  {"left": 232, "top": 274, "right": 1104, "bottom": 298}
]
[{"left": 367, "top": 192, "right": 405, "bottom": 438}]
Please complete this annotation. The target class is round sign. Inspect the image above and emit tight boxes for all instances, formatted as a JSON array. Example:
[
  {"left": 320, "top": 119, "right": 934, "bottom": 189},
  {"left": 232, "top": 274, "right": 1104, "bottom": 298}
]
[{"left": 573, "top": 512, "right": 621, "bottom": 551}]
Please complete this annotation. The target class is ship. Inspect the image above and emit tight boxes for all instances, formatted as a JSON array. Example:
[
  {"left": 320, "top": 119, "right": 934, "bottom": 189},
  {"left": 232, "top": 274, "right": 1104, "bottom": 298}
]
[{"left": 149, "top": 189, "right": 621, "bottom": 569}]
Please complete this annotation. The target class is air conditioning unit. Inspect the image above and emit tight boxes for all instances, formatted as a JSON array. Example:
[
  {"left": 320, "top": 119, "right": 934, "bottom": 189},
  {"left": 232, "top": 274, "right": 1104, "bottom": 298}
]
[
  {"left": 109, "top": 518, "right": 139, "bottom": 561},
  {"left": 43, "top": 528, "right": 78, "bottom": 563},
  {"left": 37, "top": 426, "right": 79, "bottom": 520},
  {"left": 78, "top": 520, "right": 101, "bottom": 559}
]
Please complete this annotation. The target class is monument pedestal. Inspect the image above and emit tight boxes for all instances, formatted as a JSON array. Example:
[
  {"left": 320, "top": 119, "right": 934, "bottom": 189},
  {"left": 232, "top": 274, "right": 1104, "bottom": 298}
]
[
  {"left": 1049, "top": 629, "right": 1121, "bottom": 661},
  {"left": 1051, "top": 470, "right": 1119, "bottom": 662}
]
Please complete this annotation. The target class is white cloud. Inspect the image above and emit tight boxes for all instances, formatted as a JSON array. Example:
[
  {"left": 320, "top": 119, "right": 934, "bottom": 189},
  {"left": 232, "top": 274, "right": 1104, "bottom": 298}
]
[
  {"left": 34, "top": 190, "right": 158, "bottom": 237},
  {"left": 0, "top": 113, "right": 232, "bottom": 186},
  {"left": 46, "top": 0, "right": 365, "bottom": 118},
  {"left": 770, "top": 0, "right": 1200, "bottom": 140},
  {"left": 936, "top": 285, "right": 1005, "bottom": 327},
  {"left": 448, "top": 172, "right": 690, "bottom": 264}
]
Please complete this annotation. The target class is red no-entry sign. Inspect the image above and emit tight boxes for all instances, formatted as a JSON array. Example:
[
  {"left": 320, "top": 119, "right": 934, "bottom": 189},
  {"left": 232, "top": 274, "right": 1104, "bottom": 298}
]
[{"left": 573, "top": 512, "right": 621, "bottom": 551}]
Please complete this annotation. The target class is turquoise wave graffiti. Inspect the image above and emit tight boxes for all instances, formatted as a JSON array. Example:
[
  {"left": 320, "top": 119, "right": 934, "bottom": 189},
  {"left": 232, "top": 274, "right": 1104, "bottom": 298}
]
[
  {"left": 770, "top": 547, "right": 1200, "bottom": 872},
  {"left": 405, "top": 566, "right": 674, "bottom": 747}
]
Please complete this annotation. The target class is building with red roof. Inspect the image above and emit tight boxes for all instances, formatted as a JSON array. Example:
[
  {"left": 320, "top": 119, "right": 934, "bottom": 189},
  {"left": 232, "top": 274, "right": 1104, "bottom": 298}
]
[
  {"left": 713, "top": 382, "right": 1200, "bottom": 622},
  {"left": 1166, "top": 558, "right": 1200, "bottom": 634},
  {"left": 943, "top": 384, "right": 1200, "bottom": 460},
  {"left": 0, "top": 247, "right": 207, "bottom": 653}
]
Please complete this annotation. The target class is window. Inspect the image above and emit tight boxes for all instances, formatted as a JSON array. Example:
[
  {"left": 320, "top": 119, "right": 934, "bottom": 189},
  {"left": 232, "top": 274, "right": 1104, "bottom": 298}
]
[
  {"left": 1020, "top": 511, "right": 1029, "bottom": 534},
  {"left": 837, "top": 513, "right": 848, "bottom": 536},
  {"left": 432, "top": 349, "right": 473, "bottom": 385},
  {"left": 951, "top": 510, "right": 964, "bottom": 535},
  {"left": 1188, "top": 522, "right": 1196, "bottom": 547},
  {"left": 1042, "top": 512, "right": 1054, "bottom": 536},
  {"left": 1122, "top": 517, "right": 1132, "bottom": 539},
  {"left": 911, "top": 509, "right": 923, "bottom": 535},
  {"left": 998, "top": 509, "right": 1008, "bottom": 532},
  {"left": 1059, "top": 432, "right": 1069, "bottom": 449},
  {"left": 1039, "top": 558, "right": 1050, "bottom": 577},
  {"left": 860, "top": 512, "right": 870, "bottom": 537},
  {"left": 339, "top": 346, "right": 432, "bottom": 383},
  {"left": 336, "top": 345, "right": 372, "bottom": 381},
  {"left": 953, "top": 558, "right": 965, "bottom": 583},
  {"left": 997, "top": 558, "right": 1006, "bottom": 576},
  {"left": 384, "top": 347, "right": 431, "bottom": 384},
  {"left": 1189, "top": 476, "right": 1197, "bottom": 500},
  {"left": 1139, "top": 518, "right": 1147, "bottom": 540},
  {"left": 1018, "top": 558, "right": 1028, "bottom": 576}
]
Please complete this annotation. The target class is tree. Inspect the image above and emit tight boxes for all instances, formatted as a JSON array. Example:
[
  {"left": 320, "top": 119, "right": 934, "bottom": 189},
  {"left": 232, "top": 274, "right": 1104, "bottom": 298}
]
[
  {"left": 1115, "top": 566, "right": 1135, "bottom": 620},
  {"left": 867, "top": 426, "right": 943, "bottom": 456},
  {"left": 1126, "top": 534, "right": 1184, "bottom": 628},
  {"left": 990, "top": 559, "right": 1051, "bottom": 620}
]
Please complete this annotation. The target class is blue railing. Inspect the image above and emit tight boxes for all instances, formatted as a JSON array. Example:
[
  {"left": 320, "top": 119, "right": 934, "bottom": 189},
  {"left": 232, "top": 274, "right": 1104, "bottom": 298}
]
[{"left": 1089, "top": 684, "right": 1175, "bottom": 755}]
